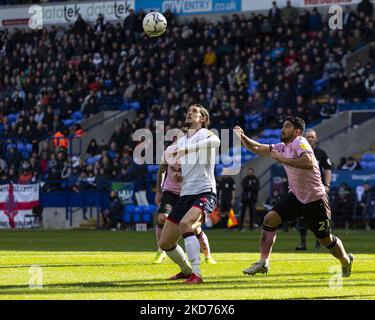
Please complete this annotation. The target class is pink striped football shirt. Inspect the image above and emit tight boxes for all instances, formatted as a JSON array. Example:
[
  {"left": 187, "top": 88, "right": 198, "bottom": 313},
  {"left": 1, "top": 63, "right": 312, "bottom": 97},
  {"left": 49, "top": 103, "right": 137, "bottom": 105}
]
[
  {"left": 272, "top": 136, "right": 326, "bottom": 204},
  {"left": 161, "top": 144, "right": 182, "bottom": 195}
]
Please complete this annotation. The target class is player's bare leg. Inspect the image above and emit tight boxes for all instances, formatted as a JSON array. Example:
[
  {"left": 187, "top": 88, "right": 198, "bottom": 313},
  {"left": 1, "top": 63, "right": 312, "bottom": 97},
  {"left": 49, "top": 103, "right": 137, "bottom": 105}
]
[
  {"left": 318, "top": 234, "right": 354, "bottom": 277},
  {"left": 153, "top": 213, "right": 168, "bottom": 264},
  {"left": 194, "top": 226, "right": 216, "bottom": 264},
  {"left": 244, "top": 210, "right": 281, "bottom": 276},
  {"left": 159, "top": 220, "right": 192, "bottom": 279},
  {"left": 179, "top": 207, "right": 205, "bottom": 284}
]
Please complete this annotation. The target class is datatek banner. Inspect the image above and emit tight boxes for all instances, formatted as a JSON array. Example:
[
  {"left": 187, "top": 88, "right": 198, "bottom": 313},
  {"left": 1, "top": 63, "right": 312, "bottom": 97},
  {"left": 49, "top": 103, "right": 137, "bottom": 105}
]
[
  {"left": 0, "top": 183, "right": 39, "bottom": 229},
  {"left": 135, "top": 0, "right": 241, "bottom": 15},
  {"left": 241, "top": 0, "right": 362, "bottom": 12},
  {"left": 0, "top": 0, "right": 135, "bottom": 27}
]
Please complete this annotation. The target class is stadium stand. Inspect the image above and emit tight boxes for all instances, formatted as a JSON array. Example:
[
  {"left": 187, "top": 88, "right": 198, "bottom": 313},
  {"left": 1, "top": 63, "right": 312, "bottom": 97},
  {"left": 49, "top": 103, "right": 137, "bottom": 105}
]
[{"left": 1, "top": 2, "right": 375, "bottom": 228}]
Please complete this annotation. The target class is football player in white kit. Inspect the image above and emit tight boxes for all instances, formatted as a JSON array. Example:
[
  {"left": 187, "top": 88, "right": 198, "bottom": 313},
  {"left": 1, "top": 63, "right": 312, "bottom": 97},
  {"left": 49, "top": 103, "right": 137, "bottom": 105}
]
[
  {"left": 153, "top": 135, "right": 217, "bottom": 265},
  {"left": 158, "top": 104, "right": 220, "bottom": 284}
]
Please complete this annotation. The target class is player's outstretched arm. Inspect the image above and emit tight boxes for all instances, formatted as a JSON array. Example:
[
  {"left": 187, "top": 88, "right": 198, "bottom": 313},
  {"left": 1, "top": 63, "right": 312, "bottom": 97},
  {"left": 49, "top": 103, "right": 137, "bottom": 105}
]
[
  {"left": 234, "top": 126, "right": 271, "bottom": 157},
  {"left": 271, "top": 151, "right": 314, "bottom": 170},
  {"left": 177, "top": 133, "right": 220, "bottom": 156}
]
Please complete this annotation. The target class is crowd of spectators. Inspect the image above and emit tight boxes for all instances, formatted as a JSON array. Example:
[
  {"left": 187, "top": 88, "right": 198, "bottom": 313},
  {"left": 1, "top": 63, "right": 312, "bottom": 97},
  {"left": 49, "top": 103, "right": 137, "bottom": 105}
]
[
  {"left": 330, "top": 182, "right": 375, "bottom": 229},
  {"left": 1, "top": 1, "right": 375, "bottom": 190}
]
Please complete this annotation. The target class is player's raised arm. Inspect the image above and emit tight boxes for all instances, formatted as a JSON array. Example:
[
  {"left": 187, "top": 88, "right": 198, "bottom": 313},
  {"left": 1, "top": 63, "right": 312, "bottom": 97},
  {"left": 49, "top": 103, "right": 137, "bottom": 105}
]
[
  {"left": 176, "top": 132, "right": 220, "bottom": 157},
  {"left": 270, "top": 151, "right": 314, "bottom": 170},
  {"left": 234, "top": 126, "right": 271, "bottom": 156}
]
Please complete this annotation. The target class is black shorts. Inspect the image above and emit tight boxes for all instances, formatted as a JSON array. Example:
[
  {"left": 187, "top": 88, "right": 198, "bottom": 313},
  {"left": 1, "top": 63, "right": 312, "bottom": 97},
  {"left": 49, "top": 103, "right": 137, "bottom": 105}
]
[
  {"left": 158, "top": 191, "right": 180, "bottom": 215},
  {"left": 273, "top": 192, "right": 332, "bottom": 239},
  {"left": 167, "top": 192, "right": 217, "bottom": 225}
]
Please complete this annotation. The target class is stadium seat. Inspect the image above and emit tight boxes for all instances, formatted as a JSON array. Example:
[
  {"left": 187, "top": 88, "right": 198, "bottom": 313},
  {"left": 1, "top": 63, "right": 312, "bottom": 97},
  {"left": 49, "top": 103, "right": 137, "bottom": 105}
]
[
  {"left": 147, "top": 165, "right": 159, "bottom": 173},
  {"left": 124, "top": 204, "right": 136, "bottom": 215},
  {"left": 16, "top": 142, "right": 25, "bottom": 153},
  {"left": 144, "top": 205, "right": 157, "bottom": 215},
  {"left": 71, "top": 111, "right": 83, "bottom": 120},
  {"left": 361, "top": 153, "right": 375, "bottom": 162},
  {"left": 261, "top": 129, "right": 273, "bottom": 137},
  {"left": 133, "top": 206, "right": 142, "bottom": 223},
  {"left": 63, "top": 119, "right": 75, "bottom": 127},
  {"left": 142, "top": 214, "right": 152, "bottom": 223},
  {"left": 86, "top": 156, "right": 99, "bottom": 165},
  {"left": 7, "top": 113, "right": 19, "bottom": 125},
  {"left": 123, "top": 214, "right": 132, "bottom": 223}
]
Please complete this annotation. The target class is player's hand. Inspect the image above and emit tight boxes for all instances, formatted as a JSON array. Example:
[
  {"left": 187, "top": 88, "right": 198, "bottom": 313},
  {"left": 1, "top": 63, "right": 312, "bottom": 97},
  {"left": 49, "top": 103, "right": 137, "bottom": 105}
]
[
  {"left": 234, "top": 126, "right": 244, "bottom": 138},
  {"left": 173, "top": 148, "right": 187, "bottom": 159},
  {"left": 271, "top": 150, "right": 285, "bottom": 163},
  {"left": 172, "top": 172, "right": 183, "bottom": 183},
  {"left": 155, "top": 191, "right": 162, "bottom": 206}
]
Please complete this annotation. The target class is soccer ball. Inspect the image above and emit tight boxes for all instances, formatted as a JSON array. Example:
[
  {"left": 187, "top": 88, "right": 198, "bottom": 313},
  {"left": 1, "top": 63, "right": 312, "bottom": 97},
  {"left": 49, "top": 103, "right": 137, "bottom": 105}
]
[{"left": 142, "top": 12, "right": 167, "bottom": 37}]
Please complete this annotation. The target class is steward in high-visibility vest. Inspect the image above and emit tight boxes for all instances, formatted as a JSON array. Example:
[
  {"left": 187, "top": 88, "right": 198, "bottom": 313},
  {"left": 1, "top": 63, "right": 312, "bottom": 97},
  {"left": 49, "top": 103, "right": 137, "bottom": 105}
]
[{"left": 53, "top": 130, "right": 68, "bottom": 150}]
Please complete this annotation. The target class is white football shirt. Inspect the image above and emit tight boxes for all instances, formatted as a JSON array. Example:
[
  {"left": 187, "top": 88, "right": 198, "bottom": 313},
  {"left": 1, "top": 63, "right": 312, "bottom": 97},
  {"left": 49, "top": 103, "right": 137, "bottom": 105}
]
[{"left": 177, "top": 128, "right": 220, "bottom": 196}]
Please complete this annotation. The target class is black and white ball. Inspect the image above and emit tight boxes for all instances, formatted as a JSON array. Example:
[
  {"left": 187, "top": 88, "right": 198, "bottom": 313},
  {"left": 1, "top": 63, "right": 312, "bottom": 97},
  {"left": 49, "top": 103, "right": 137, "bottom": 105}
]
[{"left": 142, "top": 12, "right": 167, "bottom": 37}]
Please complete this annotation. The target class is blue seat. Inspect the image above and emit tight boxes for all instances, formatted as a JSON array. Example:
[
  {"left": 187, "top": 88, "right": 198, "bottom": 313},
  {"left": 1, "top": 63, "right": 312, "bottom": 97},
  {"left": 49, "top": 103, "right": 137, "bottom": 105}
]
[
  {"left": 86, "top": 156, "right": 99, "bottom": 165},
  {"left": 8, "top": 113, "right": 19, "bottom": 125},
  {"left": 72, "top": 111, "right": 83, "bottom": 120},
  {"left": 63, "top": 119, "right": 75, "bottom": 127},
  {"left": 271, "top": 129, "right": 282, "bottom": 137},
  {"left": 142, "top": 214, "right": 152, "bottom": 223},
  {"left": 124, "top": 204, "right": 136, "bottom": 215},
  {"left": 361, "top": 153, "right": 375, "bottom": 162},
  {"left": 268, "top": 138, "right": 280, "bottom": 144},
  {"left": 123, "top": 214, "right": 132, "bottom": 223},
  {"left": 26, "top": 144, "right": 33, "bottom": 153},
  {"left": 143, "top": 205, "right": 157, "bottom": 215},
  {"left": 130, "top": 102, "right": 140, "bottom": 110},
  {"left": 261, "top": 129, "right": 273, "bottom": 137},
  {"left": 17, "top": 142, "right": 25, "bottom": 153},
  {"left": 147, "top": 165, "right": 159, "bottom": 173}
]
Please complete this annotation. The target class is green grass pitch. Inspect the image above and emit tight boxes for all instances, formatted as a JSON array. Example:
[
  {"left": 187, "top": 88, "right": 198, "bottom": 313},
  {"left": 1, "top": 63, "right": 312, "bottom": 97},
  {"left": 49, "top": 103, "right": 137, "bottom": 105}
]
[{"left": 0, "top": 229, "right": 374, "bottom": 300}]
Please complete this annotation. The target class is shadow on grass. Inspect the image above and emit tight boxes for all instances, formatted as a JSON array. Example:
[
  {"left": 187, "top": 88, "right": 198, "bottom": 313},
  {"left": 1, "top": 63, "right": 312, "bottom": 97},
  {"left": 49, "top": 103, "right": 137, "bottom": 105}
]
[
  {"left": 0, "top": 230, "right": 374, "bottom": 253},
  {"left": 0, "top": 273, "right": 373, "bottom": 296}
]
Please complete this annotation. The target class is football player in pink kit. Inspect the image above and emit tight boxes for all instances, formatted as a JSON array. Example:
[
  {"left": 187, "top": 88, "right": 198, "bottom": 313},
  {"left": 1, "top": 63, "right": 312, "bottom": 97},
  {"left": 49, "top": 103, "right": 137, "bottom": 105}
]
[
  {"left": 234, "top": 117, "right": 354, "bottom": 277},
  {"left": 153, "top": 140, "right": 217, "bottom": 265}
]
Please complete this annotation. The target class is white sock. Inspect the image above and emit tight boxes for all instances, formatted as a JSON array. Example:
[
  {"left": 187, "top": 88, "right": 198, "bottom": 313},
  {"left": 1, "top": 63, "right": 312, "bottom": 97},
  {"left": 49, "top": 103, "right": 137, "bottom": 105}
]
[
  {"left": 260, "top": 258, "right": 270, "bottom": 267},
  {"left": 165, "top": 245, "right": 191, "bottom": 275},
  {"left": 184, "top": 235, "right": 201, "bottom": 277}
]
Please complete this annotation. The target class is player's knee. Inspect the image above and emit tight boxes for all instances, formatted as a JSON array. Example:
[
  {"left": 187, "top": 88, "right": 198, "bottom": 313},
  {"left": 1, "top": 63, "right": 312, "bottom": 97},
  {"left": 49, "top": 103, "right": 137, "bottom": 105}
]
[
  {"left": 157, "top": 214, "right": 167, "bottom": 225},
  {"left": 158, "top": 238, "right": 173, "bottom": 251},
  {"left": 318, "top": 235, "right": 335, "bottom": 248},
  {"left": 178, "top": 219, "right": 193, "bottom": 234},
  {"left": 263, "top": 211, "right": 281, "bottom": 228}
]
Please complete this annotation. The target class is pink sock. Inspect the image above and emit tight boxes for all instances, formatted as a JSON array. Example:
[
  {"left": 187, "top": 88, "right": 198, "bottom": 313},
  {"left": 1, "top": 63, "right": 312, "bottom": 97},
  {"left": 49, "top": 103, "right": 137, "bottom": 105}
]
[
  {"left": 197, "top": 231, "right": 211, "bottom": 257},
  {"left": 260, "top": 228, "right": 277, "bottom": 261}
]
